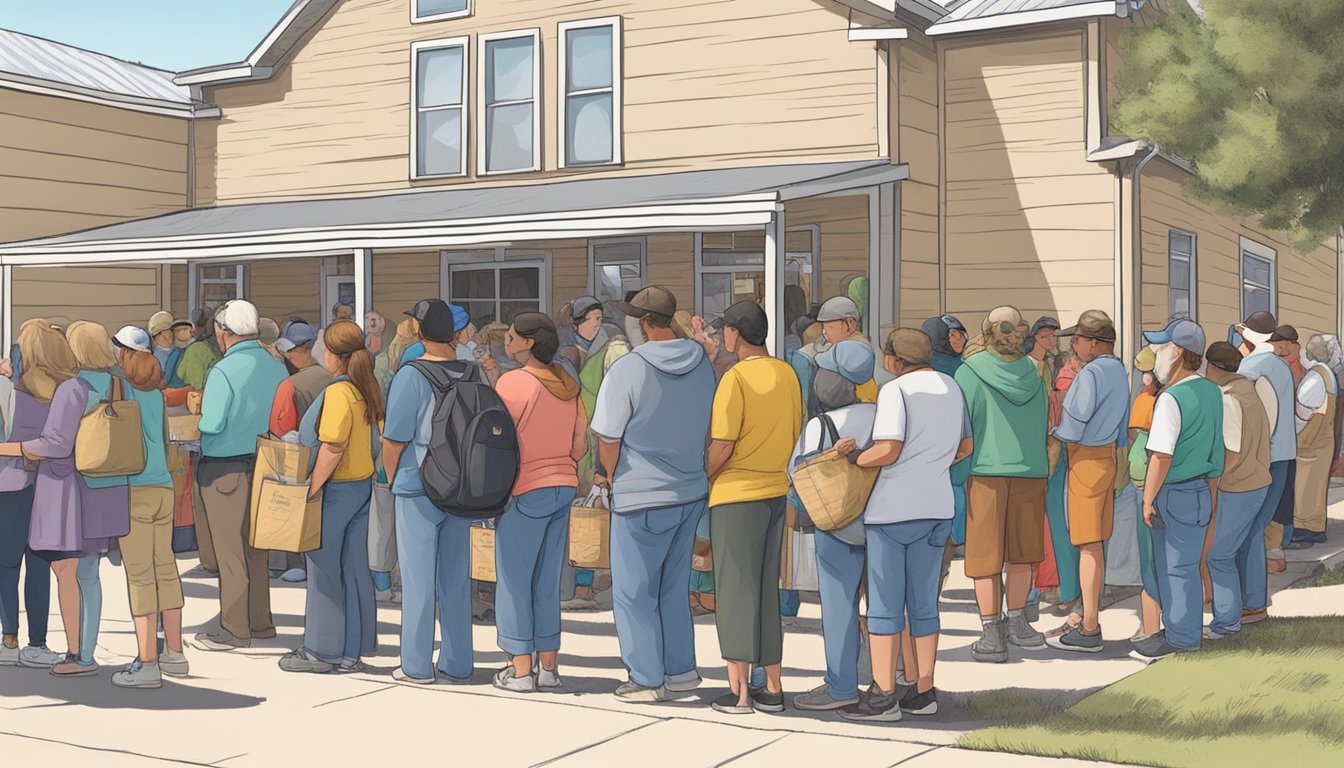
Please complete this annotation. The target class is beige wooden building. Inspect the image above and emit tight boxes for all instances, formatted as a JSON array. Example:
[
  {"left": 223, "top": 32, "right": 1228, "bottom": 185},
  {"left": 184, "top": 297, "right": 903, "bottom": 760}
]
[{"left": 2, "top": 0, "right": 1339, "bottom": 361}]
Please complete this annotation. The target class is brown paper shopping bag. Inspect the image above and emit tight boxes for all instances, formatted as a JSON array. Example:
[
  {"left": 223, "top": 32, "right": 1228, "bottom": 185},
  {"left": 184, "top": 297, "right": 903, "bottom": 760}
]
[
  {"left": 249, "top": 435, "right": 322, "bottom": 553},
  {"left": 568, "top": 487, "right": 610, "bottom": 569},
  {"left": 470, "top": 524, "right": 497, "bottom": 582}
]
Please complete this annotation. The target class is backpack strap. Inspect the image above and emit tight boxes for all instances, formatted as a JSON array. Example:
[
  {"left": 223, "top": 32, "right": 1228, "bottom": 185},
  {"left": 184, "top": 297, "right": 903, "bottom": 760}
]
[{"left": 818, "top": 413, "right": 841, "bottom": 451}]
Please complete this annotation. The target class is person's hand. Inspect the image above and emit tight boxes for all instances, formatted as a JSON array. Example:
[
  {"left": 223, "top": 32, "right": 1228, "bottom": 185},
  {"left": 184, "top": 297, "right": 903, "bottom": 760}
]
[
  {"left": 1143, "top": 501, "right": 1156, "bottom": 528},
  {"left": 481, "top": 356, "right": 497, "bottom": 372},
  {"left": 593, "top": 474, "right": 611, "bottom": 490},
  {"left": 833, "top": 437, "right": 858, "bottom": 457},
  {"left": 692, "top": 315, "right": 706, "bottom": 333},
  {"left": 0, "top": 358, "right": 11, "bottom": 378}
]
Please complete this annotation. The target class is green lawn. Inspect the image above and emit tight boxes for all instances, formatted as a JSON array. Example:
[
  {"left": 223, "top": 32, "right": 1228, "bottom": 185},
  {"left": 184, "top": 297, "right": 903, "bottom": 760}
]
[
  {"left": 958, "top": 617, "right": 1344, "bottom": 768},
  {"left": 1295, "top": 565, "right": 1344, "bottom": 589}
]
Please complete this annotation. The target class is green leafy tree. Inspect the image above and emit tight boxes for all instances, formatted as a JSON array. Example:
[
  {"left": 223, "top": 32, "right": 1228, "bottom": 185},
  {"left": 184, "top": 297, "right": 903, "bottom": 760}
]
[{"left": 1112, "top": 0, "right": 1344, "bottom": 250}]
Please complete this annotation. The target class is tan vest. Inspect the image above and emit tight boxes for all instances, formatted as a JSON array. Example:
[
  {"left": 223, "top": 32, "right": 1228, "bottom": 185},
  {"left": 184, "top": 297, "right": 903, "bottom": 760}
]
[{"left": 1221, "top": 375, "right": 1272, "bottom": 493}]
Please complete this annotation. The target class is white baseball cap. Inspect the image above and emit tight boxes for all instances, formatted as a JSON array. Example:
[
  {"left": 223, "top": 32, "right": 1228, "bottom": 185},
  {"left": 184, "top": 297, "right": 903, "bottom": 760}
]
[{"left": 113, "top": 325, "right": 152, "bottom": 353}]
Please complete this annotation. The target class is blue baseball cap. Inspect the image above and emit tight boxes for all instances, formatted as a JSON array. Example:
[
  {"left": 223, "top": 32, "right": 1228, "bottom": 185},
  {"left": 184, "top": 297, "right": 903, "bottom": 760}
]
[
  {"left": 817, "top": 339, "right": 876, "bottom": 385},
  {"left": 1143, "top": 318, "right": 1205, "bottom": 355},
  {"left": 449, "top": 303, "right": 470, "bottom": 332},
  {"left": 275, "top": 320, "right": 318, "bottom": 352}
]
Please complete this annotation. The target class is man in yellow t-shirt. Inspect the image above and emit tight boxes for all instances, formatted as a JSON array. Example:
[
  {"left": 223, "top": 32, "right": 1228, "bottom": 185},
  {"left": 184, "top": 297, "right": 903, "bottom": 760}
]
[{"left": 705, "top": 301, "right": 803, "bottom": 716}]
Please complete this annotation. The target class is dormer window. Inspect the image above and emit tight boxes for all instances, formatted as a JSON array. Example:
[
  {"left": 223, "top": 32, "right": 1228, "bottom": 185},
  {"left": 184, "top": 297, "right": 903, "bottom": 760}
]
[{"left": 412, "top": 0, "right": 469, "bottom": 24}]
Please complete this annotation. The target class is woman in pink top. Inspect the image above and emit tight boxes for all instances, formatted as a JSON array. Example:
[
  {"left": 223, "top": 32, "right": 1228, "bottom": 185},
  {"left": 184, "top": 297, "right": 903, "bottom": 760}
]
[{"left": 491, "top": 312, "right": 588, "bottom": 693}]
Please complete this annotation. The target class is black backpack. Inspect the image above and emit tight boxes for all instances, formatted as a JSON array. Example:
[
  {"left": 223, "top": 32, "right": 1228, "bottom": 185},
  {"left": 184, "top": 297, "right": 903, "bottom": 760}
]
[{"left": 409, "top": 360, "right": 519, "bottom": 518}]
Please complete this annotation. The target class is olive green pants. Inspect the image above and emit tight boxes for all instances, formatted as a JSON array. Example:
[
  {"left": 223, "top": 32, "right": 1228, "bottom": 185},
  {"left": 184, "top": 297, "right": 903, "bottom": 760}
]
[{"left": 710, "top": 497, "right": 786, "bottom": 666}]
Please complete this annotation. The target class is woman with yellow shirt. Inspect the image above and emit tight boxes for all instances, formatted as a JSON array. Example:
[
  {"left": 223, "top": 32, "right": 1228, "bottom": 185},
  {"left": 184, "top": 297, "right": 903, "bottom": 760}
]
[
  {"left": 706, "top": 302, "right": 803, "bottom": 716},
  {"left": 280, "top": 321, "right": 385, "bottom": 675}
]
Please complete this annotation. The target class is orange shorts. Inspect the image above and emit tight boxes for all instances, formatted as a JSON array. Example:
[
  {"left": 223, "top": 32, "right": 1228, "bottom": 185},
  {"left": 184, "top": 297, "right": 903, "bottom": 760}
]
[
  {"left": 964, "top": 476, "right": 1047, "bottom": 578},
  {"left": 1065, "top": 444, "right": 1117, "bottom": 546}
]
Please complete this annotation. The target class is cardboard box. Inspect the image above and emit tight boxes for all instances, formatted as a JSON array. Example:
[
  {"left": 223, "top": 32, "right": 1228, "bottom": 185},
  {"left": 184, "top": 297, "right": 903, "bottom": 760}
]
[
  {"left": 249, "top": 435, "right": 322, "bottom": 553},
  {"left": 168, "top": 414, "right": 201, "bottom": 443}
]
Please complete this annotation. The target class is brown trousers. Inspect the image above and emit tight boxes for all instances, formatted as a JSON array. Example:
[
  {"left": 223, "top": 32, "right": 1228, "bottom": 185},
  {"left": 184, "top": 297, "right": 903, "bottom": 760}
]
[{"left": 197, "top": 456, "right": 272, "bottom": 639}]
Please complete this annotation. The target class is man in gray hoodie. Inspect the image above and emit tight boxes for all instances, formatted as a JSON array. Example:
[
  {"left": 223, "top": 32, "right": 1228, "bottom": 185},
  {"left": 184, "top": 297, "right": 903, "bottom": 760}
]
[{"left": 591, "top": 286, "right": 716, "bottom": 704}]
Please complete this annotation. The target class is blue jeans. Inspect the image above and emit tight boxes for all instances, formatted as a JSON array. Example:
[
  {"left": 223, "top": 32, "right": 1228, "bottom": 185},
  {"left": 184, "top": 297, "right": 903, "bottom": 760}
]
[
  {"left": 1237, "top": 461, "right": 1290, "bottom": 613},
  {"left": 1152, "top": 479, "right": 1212, "bottom": 650},
  {"left": 303, "top": 480, "right": 376, "bottom": 664},
  {"left": 0, "top": 486, "right": 49, "bottom": 646},
  {"left": 866, "top": 519, "right": 950, "bottom": 637},
  {"left": 1136, "top": 499, "right": 1159, "bottom": 601},
  {"left": 495, "top": 486, "right": 576, "bottom": 657},
  {"left": 1208, "top": 485, "right": 1270, "bottom": 634},
  {"left": 951, "top": 483, "right": 967, "bottom": 546},
  {"left": 395, "top": 494, "right": 473, "bottom": 680},
  {"left": 814, "top": 529, "right": 865, "bottom": 700},
  {"left": 1045, "top": 451, "right": 1081, "bottom": 602},
  {"left": 77, "top": 554, "right": 101, "bottom": 663},
  {"left": 610, "top": 500, "right": 702, "bottom": 689}
]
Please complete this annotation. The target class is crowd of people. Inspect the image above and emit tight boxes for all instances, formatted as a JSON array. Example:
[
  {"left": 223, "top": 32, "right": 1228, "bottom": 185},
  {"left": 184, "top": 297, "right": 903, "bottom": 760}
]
[{"left": 0, "top": 284, "right": 1336, "bottom": 725}]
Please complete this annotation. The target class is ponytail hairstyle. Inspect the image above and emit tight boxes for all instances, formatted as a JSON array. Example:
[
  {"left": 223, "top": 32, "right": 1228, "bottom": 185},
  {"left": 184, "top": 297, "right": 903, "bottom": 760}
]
[
  {"left": 324, "top": 320, "right": 386, "bottom": 426},
  {"left": 120, "top": 348, "right": 164, "bottom": 392}
]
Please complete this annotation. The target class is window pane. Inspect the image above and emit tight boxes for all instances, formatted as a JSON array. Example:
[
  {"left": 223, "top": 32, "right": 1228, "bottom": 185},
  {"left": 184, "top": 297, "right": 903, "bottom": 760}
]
[
  {"left": 786, "top": 230, "right": 814, "bottom": 253},
  {"left": 701, "top": 272, "right": 732, "bottom": 322},
  {"left": 417, "top": 47, "right": 463, "bottom": 108},
  {"left": 593, "top": 242, "right": 641, "bottom": 265},
  {"left": 566, "top": 27, "right": 612, "bottom": 91},
  {"left": 1168, "top": 230, "right": 1193, "bottom": 258},
  {"left": 1169, "top": 288, "right": 1191, "bottom": 319},
  {"left": 1242, "top": 253, "right": 1271, "bottom": 287},
  {"left": 500, "top": 301, "right": 541, "bottom": 325},
  {"left": 200, "top": 265, "right": 236, "bottom": 280},
  {"left": 487, "top": 37, "right": 534, "bottom": 103},
  {"left": 1169, "top": 259, "right": 1190, "bottom": 291},
  {"left": 566, "top": 92, "right": 613, "bottom": 165},
  {"left": 416, "top": 0, "right": 468, "bottom": 17},
  {"left": 200, "top": 283, "right": 239, "bottom": 312},
  {"left": 702, "top": 251, "right": 765, "bottom": 268},
  {"left": 452, "top": 269, "right": 496, "bottom": 300},
  {"left": 417, "top": 108, "right": 462, "bottom": 176},
  {"left": 486, "top": 103, "right": 534, "bottom": 171},
  {"left": 499, "top": 268, "right": 539, "bottom": 299},
  {"left": 459, "top": 301, "right": 497, "bottom": 328},
  {"left": 1243, "top": 284, "right": 1271, "bottom": 316}
]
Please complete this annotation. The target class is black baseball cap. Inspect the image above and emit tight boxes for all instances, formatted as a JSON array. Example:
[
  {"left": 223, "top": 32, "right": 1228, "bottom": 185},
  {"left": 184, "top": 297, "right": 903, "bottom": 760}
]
[
  {"left": 414, "top": 299, "right": 457, "bottom": 343},
  {"left": 722, "top": 301, "right": 769, "bottom": 346}
]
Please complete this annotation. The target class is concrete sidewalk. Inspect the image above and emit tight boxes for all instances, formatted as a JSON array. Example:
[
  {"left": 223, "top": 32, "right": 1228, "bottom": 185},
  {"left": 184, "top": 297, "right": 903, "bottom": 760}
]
[{"left": 2, "top": 496, "right": 1341, "bottom": 767}]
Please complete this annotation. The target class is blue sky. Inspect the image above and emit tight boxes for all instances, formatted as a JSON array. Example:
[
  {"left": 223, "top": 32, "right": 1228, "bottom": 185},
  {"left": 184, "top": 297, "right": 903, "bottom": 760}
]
[{"left": 0, "top": 1, "right": 296, "bottom": 72}]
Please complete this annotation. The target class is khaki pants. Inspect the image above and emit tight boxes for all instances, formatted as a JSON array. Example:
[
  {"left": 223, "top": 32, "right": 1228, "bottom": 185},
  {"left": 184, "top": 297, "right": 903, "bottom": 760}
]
[
  {"left": 121, "top": 486, "right": 185, "bottom": 616},
  {"left": 197, "top": 456, "right": 272, "bottom": 639},
  {"left": 191, "top": 451, "right": 218, "bottom": 572}
]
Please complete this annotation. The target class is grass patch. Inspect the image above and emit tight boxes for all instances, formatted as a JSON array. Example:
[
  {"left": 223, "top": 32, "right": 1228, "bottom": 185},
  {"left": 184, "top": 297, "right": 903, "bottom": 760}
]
[
  {"left": 958, "top": 617, "right": 1344, "bottom": 768},
  {"left": 1293, "top": 565, "right": 1344, "bottom": 589}
]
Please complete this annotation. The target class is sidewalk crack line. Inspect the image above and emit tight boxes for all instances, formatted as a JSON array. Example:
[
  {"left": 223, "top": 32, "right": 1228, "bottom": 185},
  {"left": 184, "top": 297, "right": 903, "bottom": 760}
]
[
  {"left": 529, "top": 719, "right": 669, "bottom": 767},
  {"left": 714, "top": 734, "right": 790, "bottom": 766}
]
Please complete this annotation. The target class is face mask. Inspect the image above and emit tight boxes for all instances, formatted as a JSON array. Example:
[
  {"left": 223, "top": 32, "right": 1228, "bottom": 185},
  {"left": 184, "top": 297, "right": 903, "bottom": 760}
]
[{"left": 1154, "top": 343, "right": 1181, "bottom": 385}]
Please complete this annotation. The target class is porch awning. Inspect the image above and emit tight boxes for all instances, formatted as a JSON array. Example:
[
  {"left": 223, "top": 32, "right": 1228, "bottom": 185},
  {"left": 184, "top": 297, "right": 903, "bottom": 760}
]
[{"left": 0, "top": 160, "right": 907, "bottom": 266}]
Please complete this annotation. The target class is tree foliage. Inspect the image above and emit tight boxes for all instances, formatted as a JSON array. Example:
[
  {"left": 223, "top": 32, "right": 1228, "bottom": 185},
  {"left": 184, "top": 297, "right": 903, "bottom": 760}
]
[{"left": 1112, "top": 0, "right": 1344, "bottom": 250}]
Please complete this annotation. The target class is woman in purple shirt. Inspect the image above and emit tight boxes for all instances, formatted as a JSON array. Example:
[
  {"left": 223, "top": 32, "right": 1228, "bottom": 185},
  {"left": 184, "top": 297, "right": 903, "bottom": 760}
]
[{"left": 0, "top": 320, "right": 89, "bottom": 674}]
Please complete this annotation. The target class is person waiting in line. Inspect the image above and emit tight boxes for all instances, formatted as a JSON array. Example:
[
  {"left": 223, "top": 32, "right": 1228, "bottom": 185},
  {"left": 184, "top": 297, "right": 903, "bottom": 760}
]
[
  {"left": 382, "top": 300, "right": 479, "bottom": 685},
  {"left": 1288, "top": 334, "right": 1336, "bottom": 548},
  {"left": 1136, "top": 319, "right": 1224, "bottom": 660},
  {"left": 590, "top": 286, "right": 715, "bottom": 703},
  {"left": 954, "top": 307, "right": 1049, "bottom": 664},
  {"left": 0, "top": 320, "right": 64, "bottom": 670},
  {"left": 257, "top": 318, "right": 283, "bottom": 364},
  {"left": 1127, "top": 346, "right": 1165, "bottom": 645},
  {"left": 176, "top": 307, "right": 222, "bottom": 391},
  {"left": 1046, "top": 311, "right": 1128, "bottom": 654},
  {"left": 147, "top": 311, "right": 192, "bottom": 389},
  {"left": 790, "top": 340, "right": 878, "bottom": 713},
  {"left": 310, "top": 296, "right": 358, "bottom": 366},
  {"left": 836, "top": 329, "right": 971, "bottom": 721},
  {"left": 705, "top": 301, "right": 802, "bottom": 716},
  {"left": 491, "top": 313, "right": 587, "bottom": 692},
  {"left": 280, "top": 320, "right": 383, "bottom": 675},
  {"left": 1201, "top": 343, "right": 1272, "bottom": 642},
  {"left": 108, "top": 326, "right": 189, "bottom": 689},
  {"left": 925, "top": 314, "right": 972, "bottom": 592},
  {"left": 193, "top": 300, "right": 288, "bottom": 652},
  {"left": 397, "top": 300, "right": 477, "bottom": 370}
]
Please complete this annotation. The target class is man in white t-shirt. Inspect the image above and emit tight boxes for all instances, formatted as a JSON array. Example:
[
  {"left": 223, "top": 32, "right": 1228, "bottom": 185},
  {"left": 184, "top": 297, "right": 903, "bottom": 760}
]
[{"left": 835, "top": 329, "right": 972, "bottom": 722}]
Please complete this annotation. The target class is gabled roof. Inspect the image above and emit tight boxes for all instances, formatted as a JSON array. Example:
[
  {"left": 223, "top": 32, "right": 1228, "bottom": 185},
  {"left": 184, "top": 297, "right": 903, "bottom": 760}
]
[
  {"left": 928, "top": 0, "right": 1124, "bottom": 36},
  {"left": 0, "top": 27, "right": 214, "bottom": 117}
]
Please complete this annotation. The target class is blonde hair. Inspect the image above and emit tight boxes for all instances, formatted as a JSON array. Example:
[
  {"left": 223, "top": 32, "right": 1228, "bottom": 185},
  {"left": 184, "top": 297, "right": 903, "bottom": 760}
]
[
  {"left": 672, "top": 310, "right": 694, "bottom": 340},
  {"left": 66, "top": 321, "right": 117, "bottom": 371},
  {"left": 387, "top": 317, "right": 420, "bottom": 371},
  {"left": 17, "top": 319, "right": 78, "bottom": 403},
  {"left": 802, "top": 322, "right": 823, "bottom": 347}
]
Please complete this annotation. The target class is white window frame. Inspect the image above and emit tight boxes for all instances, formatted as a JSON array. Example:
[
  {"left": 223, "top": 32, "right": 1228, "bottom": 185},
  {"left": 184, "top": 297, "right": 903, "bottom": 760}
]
[
  {"left": 587, "top": 236, "right": 646, "bottom": 297},
  {"left": 1239, "top": 236, "right": 1278, "bottom": 317},
  {"left": 411, "top": 0, "right": 470, "bottom": 25},
  {"left": 692, "top": 227, "right": 819, "bottom": 317},
  {"left": 558, "top": 16, "right": 623, "bottom": 169},
  {"left": 410, "top": 36, "right": 470, "bottom": 180},
  {"left": 1167, "top": 228, "right": 1196, "bottom": 321},
  {"left": 189, "top": 262, "right": 246, "bottom": 315},
  {"left": 477, "top": 28, "right": 542, "bottom": 176},
  {"left": 440, "top": 249, "right": 552, "bottom": 323}
]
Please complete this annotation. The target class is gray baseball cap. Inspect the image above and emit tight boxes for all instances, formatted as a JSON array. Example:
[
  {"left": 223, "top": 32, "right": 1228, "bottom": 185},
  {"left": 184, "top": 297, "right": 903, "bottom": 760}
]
[
  {"left": 1143, "top": 318, "right": 1205, "bottom": 355},
  {"left": 816, "top": 297, "right": 861, "bottom": 323}
]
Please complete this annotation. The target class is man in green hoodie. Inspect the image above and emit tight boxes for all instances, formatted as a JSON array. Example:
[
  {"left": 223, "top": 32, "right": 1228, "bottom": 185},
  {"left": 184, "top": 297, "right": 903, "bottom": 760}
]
[{"left": 955, "top": 306, "right": 1049, "bottom": 663}]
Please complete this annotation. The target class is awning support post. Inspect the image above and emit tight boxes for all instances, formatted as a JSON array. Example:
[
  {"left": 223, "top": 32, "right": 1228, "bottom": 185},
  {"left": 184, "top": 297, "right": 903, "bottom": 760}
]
[
  {"left": 1, "top": 264, "right": 12, "bottom": 352},
  {"left": 765, "top": 205, "right": 786, "bottom": 356},
  {"left": 354, "top": 248, "right": 372, "bottom": 329}
]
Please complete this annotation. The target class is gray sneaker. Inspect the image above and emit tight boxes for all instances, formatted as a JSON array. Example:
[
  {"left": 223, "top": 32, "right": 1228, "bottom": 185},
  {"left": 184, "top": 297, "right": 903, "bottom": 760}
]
[
  {"left": 536, "top": 664, "right": 563, "bottom": 690},
  {"left": 193, "top": 630, "right": 250, "bottom": 652},
  {"left": 614, "top": 681, "right": 666, "bottom": 703},
  {"left": 278, "top": 648, "right": 333, "bottom": 674},
  {"left": 1008, "top": 610, "right": 1046, "bottom": 648},
  {"left": 18, "top": 644, "right": 63, "bottom": 669},
  {"left": 1046, "top": 626, "right": 1104, "bottom": 654},
  {"left": 793, "top": 683, "right": 859, "bottom": 711},
  {"left": 159, "top": 649, "right": 189, "bottom": 677},
  {"left": 112, "top": 659, "right": 162, "bottom": 689},
  {"left": 494, "top": 666, "right": 538, "bottom": 692},
  {"left": 972, "top": 618, "right": 1009, "bottom": 663}
]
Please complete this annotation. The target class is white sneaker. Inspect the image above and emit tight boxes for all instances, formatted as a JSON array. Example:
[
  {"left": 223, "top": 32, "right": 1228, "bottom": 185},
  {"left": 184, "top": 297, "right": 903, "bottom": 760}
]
[
  {"left": 159, "top": 649, "right": 190, "bottom": 677},
  {"left": 18, "top": 644, "right": 63, "bottom": 669},
  {"left": 392, "top": 667, "right": 435, "bottom": 685},
  {"left": 0, "top": 643, "right": 17, "bottom": 666},
  {"left": 493, "top": 666, "right": 537, "bottom": 693},
  {"left": 614, "top": 682, "right": 666, "bottom": 703},
  {"left": 535, "top": 664, "right": 563, "bottom": 690},
  {"left": 112, "top": 659, "right": 162, "bottom": 689},
  {"left": 664, "top": 669, "right": 702, "bottom": 693}
]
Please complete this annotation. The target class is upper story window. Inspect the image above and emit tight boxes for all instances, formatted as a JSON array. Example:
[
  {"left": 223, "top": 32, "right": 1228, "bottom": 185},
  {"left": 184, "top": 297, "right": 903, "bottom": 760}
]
[
  {"left": 411, "top": 37, "right": 469, "bottom": 179},
  {"left": 412, "top": 0, "right": 470, "bottom": 24},
  {"left": 559, "top": 17, "right": 623, "bottom": 167},
  {"left": 1240, "top": 237, "right": 1277, "bottom": 317},
  {"left": 479, "top": 29, "right": 541, "bottom": 175},
  {"left": 1168, "top": 229, "right": 1196, "bottom": 320}
]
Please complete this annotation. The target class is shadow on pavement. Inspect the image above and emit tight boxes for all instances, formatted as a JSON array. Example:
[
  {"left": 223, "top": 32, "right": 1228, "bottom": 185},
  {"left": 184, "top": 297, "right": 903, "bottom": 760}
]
[{"left": 0, "top": 667, "right": 264, "bottom": 711}]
